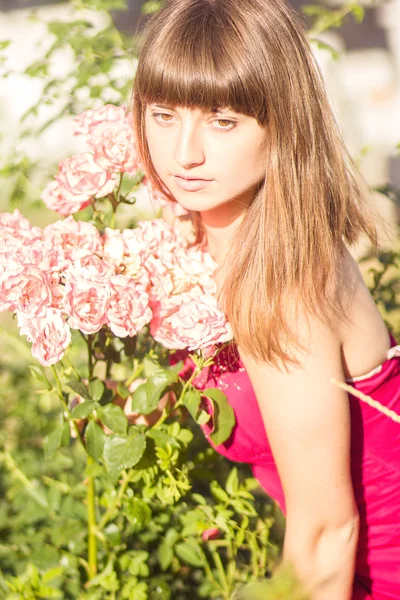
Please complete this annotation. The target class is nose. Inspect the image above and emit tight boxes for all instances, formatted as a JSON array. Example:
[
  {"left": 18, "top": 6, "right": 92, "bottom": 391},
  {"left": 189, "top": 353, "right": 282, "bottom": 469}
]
[{"left": 173, "top": 121, "right": 205, "bottom": 170}]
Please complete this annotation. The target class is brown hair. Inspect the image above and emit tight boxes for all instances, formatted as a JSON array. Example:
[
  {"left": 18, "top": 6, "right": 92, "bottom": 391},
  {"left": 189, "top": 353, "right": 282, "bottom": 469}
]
[{"left": 130, "top": 0, "right": 382, "bottom": 368}]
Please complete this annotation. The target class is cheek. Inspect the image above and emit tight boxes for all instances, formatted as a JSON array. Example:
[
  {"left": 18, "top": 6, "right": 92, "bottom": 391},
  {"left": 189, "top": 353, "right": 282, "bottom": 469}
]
[
  {"left": 223, "top": 139, "right": 266, "bottom": 184},
  {"left": 146, "top": 124, "right": 165, "bottom": 170}
]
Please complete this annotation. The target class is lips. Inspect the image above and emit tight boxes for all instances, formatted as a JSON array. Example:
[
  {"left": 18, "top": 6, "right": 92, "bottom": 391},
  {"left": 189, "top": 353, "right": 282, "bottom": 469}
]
[
  {"left": 174, "top": 175, "right": 212, "bottom": 192},
  {"left": 175, "top": 175, "right": 210, "bottom": 181}
]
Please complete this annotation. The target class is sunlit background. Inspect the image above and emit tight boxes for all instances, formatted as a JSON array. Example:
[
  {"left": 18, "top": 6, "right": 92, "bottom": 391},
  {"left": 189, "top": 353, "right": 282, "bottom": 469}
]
[{"left": 0, "top": 0, "right": 399, "bottom": 234}]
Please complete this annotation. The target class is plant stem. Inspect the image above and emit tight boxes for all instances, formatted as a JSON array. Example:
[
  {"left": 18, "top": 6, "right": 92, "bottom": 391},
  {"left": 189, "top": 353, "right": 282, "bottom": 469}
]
[
  {"left": 87, "top": 335, "right": 94, "bottom": 380},
  {"left": 0, "top": 450, "right": 49, "bottom": 509},
  {"left": 87, "top": 454, "right": 97, "bottom": 579},
  {"left": 109, "top": 173, "right": 124, "bottom": 229},
  {"left": 126, "top": 359, "right": 144, "bottom": 387},
  {"left": 51, "top": 364, "right": 88, "bottom": 453}
]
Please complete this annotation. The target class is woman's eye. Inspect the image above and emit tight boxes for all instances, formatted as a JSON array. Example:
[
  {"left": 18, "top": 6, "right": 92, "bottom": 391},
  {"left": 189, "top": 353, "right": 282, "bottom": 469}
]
[
  {"left": 214, "top": 119, "right": 236, "bottom": 131},
  {"left": 152, "top": 112, "right": 174, "bottom": 124}
]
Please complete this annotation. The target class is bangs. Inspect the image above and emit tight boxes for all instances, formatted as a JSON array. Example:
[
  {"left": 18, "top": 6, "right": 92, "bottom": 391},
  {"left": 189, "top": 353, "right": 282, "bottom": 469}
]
[{"left": 134, "top": 6, "right": 269, "bottom": 124}]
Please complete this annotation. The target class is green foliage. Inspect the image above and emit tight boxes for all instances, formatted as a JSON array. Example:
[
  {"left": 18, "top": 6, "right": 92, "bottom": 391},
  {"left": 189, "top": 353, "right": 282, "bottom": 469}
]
[
  {"left": 303, "top": 0, "right": 365, "bottom": 60},
  {"left": 0, "top": 361, "right": 282, "bottom": 598}
]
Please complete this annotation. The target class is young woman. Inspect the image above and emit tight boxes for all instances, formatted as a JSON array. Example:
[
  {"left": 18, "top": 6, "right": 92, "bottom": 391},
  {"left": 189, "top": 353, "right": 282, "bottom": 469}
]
[{"left": 130, "top": 0, "right": 400, "bottom": 598}]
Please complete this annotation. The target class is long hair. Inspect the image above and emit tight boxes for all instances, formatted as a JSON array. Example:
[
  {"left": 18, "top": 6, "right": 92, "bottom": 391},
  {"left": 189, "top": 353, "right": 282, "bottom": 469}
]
[{"left": 130, "top": 0, "right": 382, "bottom": 368}]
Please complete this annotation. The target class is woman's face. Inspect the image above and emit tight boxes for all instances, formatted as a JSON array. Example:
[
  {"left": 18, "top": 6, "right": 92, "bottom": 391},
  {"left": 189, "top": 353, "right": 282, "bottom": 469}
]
[{"left": 144, "top": 103, "right": 267, "bottom": 213}]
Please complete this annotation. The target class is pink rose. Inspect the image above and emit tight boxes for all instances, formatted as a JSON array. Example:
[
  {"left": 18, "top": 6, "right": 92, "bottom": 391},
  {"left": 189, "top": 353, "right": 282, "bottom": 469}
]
[
  {"left": 0, "top": 264, "right": 54, "bottom": 316},
  {"left": 0, "top": 208, "right": 41, "bottom": 236},
  {"left": 103, "top": 228, "right": 150, "bottom": 288},
  {"left": 107, "top": 274, "right": 152, "bottom": 337},
  {"left": 102, "top": 228, "right": 125, "bottom": 266},
  {"left": 16, "top": 307, "right": 71, "bottom": 367},
  {"left": 73, "top": 104, "right": 127, "bottom": 136},
  {"left": 43, "top": 217, "right": 103, "bottom": 262},
  {"left": 128, "top": 218, "right": 188, "bottom": 256},
  {"left": 41, "top": 179, "right": 93, "bottom": 216},
  {"left": 63, "top": 256, "right": 114, "bottom": 334},
  {"left": 151, "top": 291, "right": 233, "bottom": 351},
  {"left": 55, "top": 153, "right": 117, "bottom": 200},
  {"left": 87, "top": 121, "right": 140, "bottom": 174}
]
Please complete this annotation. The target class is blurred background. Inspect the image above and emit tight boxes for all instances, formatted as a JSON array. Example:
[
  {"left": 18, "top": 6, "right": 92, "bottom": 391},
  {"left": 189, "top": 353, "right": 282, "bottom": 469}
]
[{"left": 0, "top": 0, "right": 400, "bottom": 234}]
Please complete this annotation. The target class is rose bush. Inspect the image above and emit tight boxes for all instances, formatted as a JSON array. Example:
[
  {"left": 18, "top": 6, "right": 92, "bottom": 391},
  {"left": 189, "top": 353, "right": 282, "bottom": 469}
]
[{"left": 0, "top": 103, "right": 289, "bottom": 599}]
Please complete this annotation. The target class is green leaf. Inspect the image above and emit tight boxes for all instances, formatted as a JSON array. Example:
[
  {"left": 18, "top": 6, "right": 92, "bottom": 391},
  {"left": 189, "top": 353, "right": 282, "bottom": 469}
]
[
  {"left": 311, "top": 38, "right": 341, "bottom": 60},
  {"left": 202, "top": 388, "right": 235, "bottom": 446},
  {"left": 236, "top": 528, "right": 245, "bottom": 547},
  {"left": 97, "top": 403, "right": 128, "bottom": 434},
  {"left": 103, "top": 430, "right": 146, "bottom": 476},
  {"left": 130, "top": 381, "right": 155, "bottom": 414},
  {"left": 183, "top": 390, "right": 201, "bottom": 420},
  {"left": 210, "top": 481, "right": 229, "bottom": 504},
  {"left": 116, "top": 382, "right": 131, "bottom": 399},
  {"left": 196, "top": 410, "right": 211, "bottom": 425},
  {"left": 89, "top": 378, "right": 105, "bottom": 402},
  {"left": 71, "top": 400, "right": 95, "bottom": 419},
  {"left": 123, "top": 497, "right": 152, "bottom": 533},
  {"left": 183, "top": 390, "right": 210, "bottom": 425},
  {"left": 42, "top": 566, "right": 64, "bottom": 584},
  {"left": 177, "top": 428, "right": 194, "bottom": 444},
  {"left": 84, "top": 461, "right": 105, "bottom": 478},
  {"left": 191, "top": 493, "right": 207, "bottom": 506},
  {"left": 351, "top": 4, "right": 365, "bottom": 23},
  {"left": 145, "top": 369, "right": 178, "bottom": 409},
  {"left": 146, "top": 429, "right": 180, "bottom": 449},
  {"left": 0, "top": 40, "right": 12, "bottom": 51},
  {"left": 143, "top": 356, "right": 160, "bottom": 377},
  {"left": 225, "top": 467, "right": 239, "bottom": 496},
  {"left": 175, "top": 539, "right": 205, "bottom": 567},
  {"left": 44, "top": 422, "right": 69, "bottom": 459},
  {"left": 86, "top": 420, "right": 106, "bottom": 460},
  {"left": 29, "top": 365, "right": 52, "bottom": 390},
  {"left": 104, "top": 523, "right": 121, "bottom": 546},
  {"left": 142, "top": 1, "right": 163, "bottom": 15},
  {"left": 66, "top": 379, "right": 92, "bottom": 402},
  {"left": 158, "top": 539, "right": 174, "bottom": 570},
  {"left": 168, "top": 358, "right": 184, "bottom": 374}
]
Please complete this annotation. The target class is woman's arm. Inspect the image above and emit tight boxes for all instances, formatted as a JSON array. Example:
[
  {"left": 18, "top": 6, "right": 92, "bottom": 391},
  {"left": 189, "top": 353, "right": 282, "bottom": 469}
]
[{"left": 238, "top": 309, "right": 360, "bottom": 600}]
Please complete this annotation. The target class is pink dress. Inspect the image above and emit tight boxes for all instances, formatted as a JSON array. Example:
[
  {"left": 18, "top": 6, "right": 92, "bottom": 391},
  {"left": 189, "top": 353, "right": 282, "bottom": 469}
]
[{"left": 170, "top": 330, "right": 400, "bottom": 599}]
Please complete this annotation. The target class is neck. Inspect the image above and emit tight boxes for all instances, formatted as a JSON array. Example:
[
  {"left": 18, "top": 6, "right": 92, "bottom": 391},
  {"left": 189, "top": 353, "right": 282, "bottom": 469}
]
[{"left": 199, "top": 198, "right": 249, "bottom": 267}]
